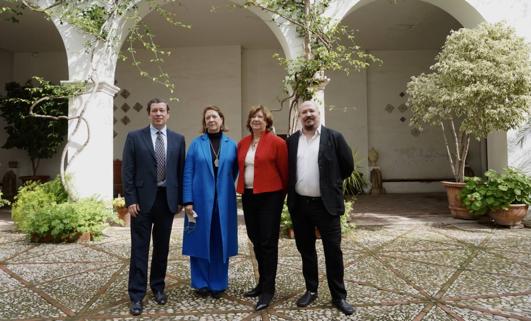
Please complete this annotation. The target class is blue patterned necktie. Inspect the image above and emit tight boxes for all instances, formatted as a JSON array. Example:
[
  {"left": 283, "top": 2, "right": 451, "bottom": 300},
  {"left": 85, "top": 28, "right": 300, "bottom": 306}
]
[{"left": 155, "top": 131, "right": 166, "bottom": 182}]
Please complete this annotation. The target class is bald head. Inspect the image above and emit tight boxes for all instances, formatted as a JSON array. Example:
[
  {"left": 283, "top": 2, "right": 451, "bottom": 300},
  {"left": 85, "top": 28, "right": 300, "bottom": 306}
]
[{"left": 298, "top": 100, "right": 321, "bottom": 132}]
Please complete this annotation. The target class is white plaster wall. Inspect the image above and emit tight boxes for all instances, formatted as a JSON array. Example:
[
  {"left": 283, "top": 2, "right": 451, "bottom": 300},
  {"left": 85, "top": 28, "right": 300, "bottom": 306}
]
[
  {"left": 366, "top": 50, "right": 483, "bottom": 192},
  {"left": 13, "top": 52, "right": 67, "bottom": 84},
  {"left": 0, "top": 51, "right": 67, "bottom": 181},
  {"left": 113, "top": 46, "right": 242, "bottom": 158},
  {"left": 326, "top": 69, "right": 368, "bottom": 177},
  {"left": 241, "top": 48, "right": 287, "bottom": 135}
]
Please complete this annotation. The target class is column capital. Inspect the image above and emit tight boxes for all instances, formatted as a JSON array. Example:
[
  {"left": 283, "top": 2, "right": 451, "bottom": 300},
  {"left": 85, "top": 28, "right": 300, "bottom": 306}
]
[
  {"left": 60, "top": 80, "right": 120, "bottom": 97},
  {"left": 315, "top": 70, "right": 331, "bottom": 91}
]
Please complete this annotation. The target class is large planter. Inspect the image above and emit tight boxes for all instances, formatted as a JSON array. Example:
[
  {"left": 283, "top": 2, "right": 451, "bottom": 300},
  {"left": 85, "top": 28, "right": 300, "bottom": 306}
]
[
  {"left": 489, "top": 204, "right": 529, "bottom": 227},
  {"left": 441, "top": 181, "right": 474, "bottom": 220}
]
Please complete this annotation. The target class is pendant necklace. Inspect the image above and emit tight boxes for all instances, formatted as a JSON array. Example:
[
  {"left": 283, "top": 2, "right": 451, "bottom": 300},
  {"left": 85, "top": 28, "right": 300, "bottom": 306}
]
[{"left": 209, "top": 141, "right": 220, "bottom": 167}]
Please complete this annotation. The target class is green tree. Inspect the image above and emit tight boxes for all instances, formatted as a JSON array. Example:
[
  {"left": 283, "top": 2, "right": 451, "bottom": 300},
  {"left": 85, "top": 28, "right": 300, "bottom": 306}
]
[
  {"left": 406, "top": 22, "right": 531, "bottom": 182},
  {"left": 0, "top": 79, "right": 71, "bottom": 176}
]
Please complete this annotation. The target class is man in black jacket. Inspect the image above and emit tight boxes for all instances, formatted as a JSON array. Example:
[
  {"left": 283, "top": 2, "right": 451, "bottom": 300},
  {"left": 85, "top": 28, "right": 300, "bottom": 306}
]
[{"left": 286, "top": 100, "right": 355, "bottom": 315}]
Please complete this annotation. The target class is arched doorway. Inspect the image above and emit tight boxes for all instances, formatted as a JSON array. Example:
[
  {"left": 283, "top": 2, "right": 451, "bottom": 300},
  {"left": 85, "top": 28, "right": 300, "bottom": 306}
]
[
  {"left": 325, "top": 0, "right": 488, "bottom": 193},
  {"left": 0, "top": 5, "right": 68, "bottom": 182},
  {"left": 111, "top": 0, "right": 288, "bottom": 195},
  {"left": 113, "top": 0, "right": 288, "bottom": 150}
]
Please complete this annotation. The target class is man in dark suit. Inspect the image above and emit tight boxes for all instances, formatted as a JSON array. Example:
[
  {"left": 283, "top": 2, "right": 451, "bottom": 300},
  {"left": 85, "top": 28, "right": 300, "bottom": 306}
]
[
  {"left": 287, "top": 100, "right": 355, "bottom": 316},
  {"left": 122, "top": 98, "right": 185, "bottom": 316}
]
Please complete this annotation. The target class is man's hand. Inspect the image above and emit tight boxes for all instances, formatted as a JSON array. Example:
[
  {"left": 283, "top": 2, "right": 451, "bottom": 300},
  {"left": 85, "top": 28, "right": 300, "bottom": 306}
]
[
  {"left": 176, "top": 205, "right": 183, "bottom": 214},
  {"left": 128, "top": 204, "right": 140, "bottom": 217}
]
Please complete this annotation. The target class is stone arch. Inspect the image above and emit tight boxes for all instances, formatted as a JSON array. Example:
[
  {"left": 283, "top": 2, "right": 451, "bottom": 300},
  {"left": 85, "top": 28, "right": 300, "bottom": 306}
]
[
  {"left": 325, "top": 0, "right": 510, "bottom": 174},
  {"left": 326, "top": 0, "right": 485, "bottom": 28},
  {"left": 0, "top": 6, "right": 70, "bottom": 179},
  {"left": 116, "top": 0, "right": 300, "bottom": 63}
]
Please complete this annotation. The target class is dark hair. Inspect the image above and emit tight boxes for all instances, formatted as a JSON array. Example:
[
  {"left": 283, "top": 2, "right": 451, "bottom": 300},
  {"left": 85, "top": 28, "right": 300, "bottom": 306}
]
[
  {"left": 246, "top": 105, "right": 273, "bottom": 132},
  {"left": 201, "top": 105, "right": 228, "bottom": 133},
  {"left": 146, "top": 98, "right": 170, "bottom": 113}
]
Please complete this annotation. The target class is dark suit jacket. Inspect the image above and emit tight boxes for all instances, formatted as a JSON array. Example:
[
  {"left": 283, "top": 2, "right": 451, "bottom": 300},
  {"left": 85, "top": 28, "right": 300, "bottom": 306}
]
[
  {"left": 122, "top": 126, "right": 185, "bottom": 214},
  {"left": 287, "top": 126, "right": 353, "bottom": 216}
]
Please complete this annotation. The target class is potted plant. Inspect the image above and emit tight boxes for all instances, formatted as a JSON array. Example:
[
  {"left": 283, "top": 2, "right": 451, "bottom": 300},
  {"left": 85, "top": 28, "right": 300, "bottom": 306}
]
[
  {"left": 406, "top": 22, "right": 531, "bottom": 219},
  {"left": 461, "top": 168, "right": 531, "bottom": 226},
  {"left": 0, "top": 78, "right": 68, "bottom": 182},
  {"left": 112, "top": 195, "right": 129, "bottom": 226}
]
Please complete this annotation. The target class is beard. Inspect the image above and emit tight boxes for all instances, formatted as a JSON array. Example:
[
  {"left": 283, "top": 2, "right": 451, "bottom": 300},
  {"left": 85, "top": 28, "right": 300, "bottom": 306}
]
[{"left": 302, "top": 117, "right": 316, "bottom": 131}]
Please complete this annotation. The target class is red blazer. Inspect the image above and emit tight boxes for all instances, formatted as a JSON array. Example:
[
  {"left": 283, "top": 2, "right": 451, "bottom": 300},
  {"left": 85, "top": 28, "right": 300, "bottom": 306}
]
[{"left": 237, "top": 131, "right": 288, "bottom": 194}]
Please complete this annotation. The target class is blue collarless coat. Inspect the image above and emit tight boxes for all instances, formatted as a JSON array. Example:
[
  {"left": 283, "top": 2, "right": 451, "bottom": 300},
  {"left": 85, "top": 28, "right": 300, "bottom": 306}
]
[{"left": 182, "top": 133, "right": 238, "bottom": 262}]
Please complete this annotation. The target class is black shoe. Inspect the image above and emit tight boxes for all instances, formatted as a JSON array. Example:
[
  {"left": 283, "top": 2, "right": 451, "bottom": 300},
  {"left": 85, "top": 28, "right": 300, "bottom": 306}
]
[
  {"left": 153, "top": 291, "right": 167, "bottom": 305},
  {"left": 296, "top": 291, "right": 317, "bottom": 307},
  {"left": 195, "top": 287, "right": 210, "bottom": 298},
  {"left": 129, "top": 301, "right": 143, "bottom": 316},
  {"left": 211, "top": 290, "right": 225, "bottom": 299},
  {"left": 255, "top": 293, "right": 273, "bottom": 311},
  {"left": 244, "top": 286, "right": 262, "bottom": 298},
  {"left": 332, "top": 298, "right": 355, "bottom": 315}
]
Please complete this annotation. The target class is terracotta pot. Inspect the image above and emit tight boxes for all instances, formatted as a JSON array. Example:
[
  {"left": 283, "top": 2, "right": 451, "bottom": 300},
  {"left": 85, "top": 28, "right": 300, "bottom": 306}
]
[
  {"left": 117, "top": 207, "right": 130, "bottom": 227},
  {"left": 441, "top": 181, "right": 474, "bottom": 220},
  {"left": 77, "top": 232, "right": 92, "bottom": 243},
  {"left": 286, "top": 228, "right": 295, "bottom": 239},
  {"left": 489, "top": 204, "right": 529, "bottom": 227}
]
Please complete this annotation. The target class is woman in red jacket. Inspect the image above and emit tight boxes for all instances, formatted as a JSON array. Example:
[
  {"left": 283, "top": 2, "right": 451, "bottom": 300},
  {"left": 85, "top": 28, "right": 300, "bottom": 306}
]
[{"left": 237, "top": 105, "right": 288, "bottom": 311}]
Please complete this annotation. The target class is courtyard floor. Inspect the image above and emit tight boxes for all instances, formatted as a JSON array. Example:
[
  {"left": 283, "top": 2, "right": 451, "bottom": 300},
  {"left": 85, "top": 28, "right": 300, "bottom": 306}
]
[{"left": 0, "top": 195, "right": 530, "bottom": 321}]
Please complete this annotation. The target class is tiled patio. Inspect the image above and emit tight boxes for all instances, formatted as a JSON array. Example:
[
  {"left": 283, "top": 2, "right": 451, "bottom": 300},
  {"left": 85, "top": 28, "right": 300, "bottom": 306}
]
[{"left": 0, "top": 195, "right": 530, "bottom": 320}]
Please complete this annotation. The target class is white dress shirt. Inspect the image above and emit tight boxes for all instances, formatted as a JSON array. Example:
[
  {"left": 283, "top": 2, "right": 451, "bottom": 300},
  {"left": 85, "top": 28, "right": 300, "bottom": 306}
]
[{"left": 295, "top": 125, "right": 321, "bottom": 197}]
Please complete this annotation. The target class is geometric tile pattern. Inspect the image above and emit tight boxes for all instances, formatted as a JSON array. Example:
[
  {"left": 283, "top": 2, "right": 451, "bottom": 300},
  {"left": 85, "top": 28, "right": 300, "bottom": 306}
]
[
  {"left": 1, "top": 221, "right": 530, "bottom": 320},
  {"left": 121, "top": 103, "right": 130, "bottom": 113}
]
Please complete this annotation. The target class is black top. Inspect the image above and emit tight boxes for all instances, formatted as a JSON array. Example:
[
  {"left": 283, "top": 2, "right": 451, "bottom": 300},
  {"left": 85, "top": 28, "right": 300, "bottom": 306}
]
[{"left": 208, "top": 131, "right": 222, "bottom": 179}]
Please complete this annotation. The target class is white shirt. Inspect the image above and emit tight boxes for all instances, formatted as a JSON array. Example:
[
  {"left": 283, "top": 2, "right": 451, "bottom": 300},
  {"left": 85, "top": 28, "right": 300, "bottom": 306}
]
[
  {"left": 244, "top": 144, "right": 257, "bottom": 189},
  {"left": 295, "top": 125, "right": 321, "bottom": 197}
]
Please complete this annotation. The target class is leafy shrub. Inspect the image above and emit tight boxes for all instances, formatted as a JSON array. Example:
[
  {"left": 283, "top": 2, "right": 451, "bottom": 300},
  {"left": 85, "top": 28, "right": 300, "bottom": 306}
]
[
  {"left": 0, "top": 191, "right": 10, "bottom": 207},
  {"left": 27, "top": 199, "right": 110, "bottom": 242},
  {"left": 460, "top": 168, "right": 531, "bottom": 216},
  {"left": 11, "top": 176, "right": 111, "bottom": 242},
  {"left": 11, "top": 177, "right": 68, "bottom": 230}
]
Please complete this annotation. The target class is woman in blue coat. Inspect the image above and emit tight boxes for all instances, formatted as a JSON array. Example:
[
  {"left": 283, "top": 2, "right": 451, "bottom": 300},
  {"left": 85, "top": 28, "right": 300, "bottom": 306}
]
[{"left": 182, "top": 105, "right": 238, "bottom": 298}]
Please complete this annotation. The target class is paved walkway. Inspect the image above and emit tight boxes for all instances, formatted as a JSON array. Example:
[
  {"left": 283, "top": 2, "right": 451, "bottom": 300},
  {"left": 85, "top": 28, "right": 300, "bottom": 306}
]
[{"left": 1, "top": 200, "right": 531, "bottom": 320}]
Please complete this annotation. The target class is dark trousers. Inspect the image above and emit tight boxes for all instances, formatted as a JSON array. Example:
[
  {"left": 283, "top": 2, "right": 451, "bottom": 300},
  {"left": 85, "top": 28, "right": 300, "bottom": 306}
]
[
  {"left": 242, "top": 189, "right": 284, "bottom": 294},
  {"left": 291, "top": 194, "right": 347, "bottom": 300},
  {"left": 128, "top": 188, "right": 174, "bottom": 302}
]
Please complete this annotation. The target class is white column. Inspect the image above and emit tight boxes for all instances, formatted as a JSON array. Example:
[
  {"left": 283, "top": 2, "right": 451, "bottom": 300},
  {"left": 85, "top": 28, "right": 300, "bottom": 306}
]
[
  {"left": 313, "top": 72, "right": 331, "bottom": 125},
  {"left": 65, "top": 81, "right": 119, "bottom": 201}
]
